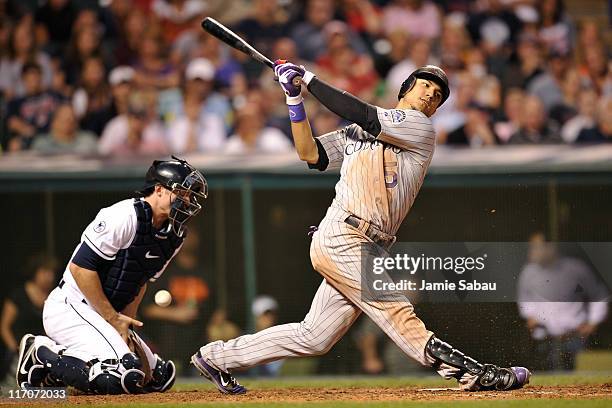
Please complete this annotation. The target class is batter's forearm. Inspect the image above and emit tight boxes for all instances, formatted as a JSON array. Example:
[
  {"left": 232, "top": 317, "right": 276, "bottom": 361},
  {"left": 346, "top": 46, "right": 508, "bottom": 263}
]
[
  {"left": 69, "top": 263, "right": 118, "bottom": 322},
  {"left": 290, "top": 120, "right": 319, "bottom": 163},
  {"left": 307, "top": 77, "right": 381, "bottom": 135}
]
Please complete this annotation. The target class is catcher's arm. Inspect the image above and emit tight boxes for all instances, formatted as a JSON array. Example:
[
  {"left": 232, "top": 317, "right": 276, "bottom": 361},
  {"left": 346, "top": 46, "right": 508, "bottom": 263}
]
[{"left": 122, "top": 283, "right": 147, "bottom": 319}]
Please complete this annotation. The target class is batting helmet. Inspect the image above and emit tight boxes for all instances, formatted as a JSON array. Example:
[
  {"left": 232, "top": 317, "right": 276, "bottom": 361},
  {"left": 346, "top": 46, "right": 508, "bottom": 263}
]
[
  {"left": 142, "top": 156, "right": 208, "bottom": 235},
  {"left": 398, "top": 65, "right": 450, "bottom": 106}
]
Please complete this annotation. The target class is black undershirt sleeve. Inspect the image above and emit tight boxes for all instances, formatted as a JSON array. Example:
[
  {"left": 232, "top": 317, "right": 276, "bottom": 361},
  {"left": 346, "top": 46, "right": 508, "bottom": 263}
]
[
  {"left": 307, "top": 138, "right": 330, "bottom": 171},
  {"left": 307, "top": 77, "right": 382, "bottom": 136},
  {"left": 72, "top": 242, "right": 113, "bottom": 272}
]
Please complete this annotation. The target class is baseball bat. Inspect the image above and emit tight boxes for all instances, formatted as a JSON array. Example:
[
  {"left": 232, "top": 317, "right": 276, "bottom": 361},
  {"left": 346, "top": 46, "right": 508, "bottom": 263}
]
[{"left": 201, "top": 17, "right": 301, "bottom": 86}]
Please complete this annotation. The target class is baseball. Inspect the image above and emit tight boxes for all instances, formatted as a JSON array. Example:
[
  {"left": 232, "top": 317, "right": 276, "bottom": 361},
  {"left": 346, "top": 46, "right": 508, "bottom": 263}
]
[{"left": 154, "top": 290, "right": 172, "bottom": 307}]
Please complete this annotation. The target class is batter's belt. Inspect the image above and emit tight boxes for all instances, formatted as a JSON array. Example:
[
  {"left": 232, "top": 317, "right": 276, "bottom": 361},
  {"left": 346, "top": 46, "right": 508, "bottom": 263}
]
[{"left": 344, "top": 214, "right": 397, "bottom": 250}]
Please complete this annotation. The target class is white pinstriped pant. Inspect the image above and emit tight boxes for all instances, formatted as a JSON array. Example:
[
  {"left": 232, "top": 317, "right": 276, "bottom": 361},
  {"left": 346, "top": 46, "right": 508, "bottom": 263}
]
[{"left": 199, "top": 206, "right": 475, "bottom": 385}]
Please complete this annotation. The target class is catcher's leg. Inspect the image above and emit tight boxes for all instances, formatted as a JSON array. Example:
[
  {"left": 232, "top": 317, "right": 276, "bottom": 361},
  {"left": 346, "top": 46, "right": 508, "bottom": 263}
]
[
  {"left": 38, "top": 288, "right": 147, "bottom": 394},
  {"left": 197, "top": 279, "right": 361, "bottom": 373}
]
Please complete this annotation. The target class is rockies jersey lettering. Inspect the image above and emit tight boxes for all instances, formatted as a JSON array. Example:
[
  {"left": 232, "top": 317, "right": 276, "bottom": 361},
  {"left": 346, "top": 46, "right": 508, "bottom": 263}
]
[{"left": 316, "top": 108, "right": 435, "bottom": 234}]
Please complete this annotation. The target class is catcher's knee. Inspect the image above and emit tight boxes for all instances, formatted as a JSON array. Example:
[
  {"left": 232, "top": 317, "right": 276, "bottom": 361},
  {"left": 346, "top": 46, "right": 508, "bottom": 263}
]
[{"left": 90, "top": 353, "right": 145, "bottom": 394}]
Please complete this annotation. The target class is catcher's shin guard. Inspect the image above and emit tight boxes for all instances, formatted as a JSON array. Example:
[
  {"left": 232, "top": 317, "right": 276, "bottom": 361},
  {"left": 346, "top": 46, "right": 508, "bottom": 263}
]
[
  {"left": 144, "top": 356, "right": 176, "bottom": 393},
  {"left": 426, "top": 336, "right": 526, "bottom": 391}
]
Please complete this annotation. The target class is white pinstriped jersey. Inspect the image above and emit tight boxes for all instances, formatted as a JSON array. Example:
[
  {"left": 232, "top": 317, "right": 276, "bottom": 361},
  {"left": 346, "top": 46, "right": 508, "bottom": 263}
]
[{"left": 316, "top": 108, "right": 435, "bottom": 235}]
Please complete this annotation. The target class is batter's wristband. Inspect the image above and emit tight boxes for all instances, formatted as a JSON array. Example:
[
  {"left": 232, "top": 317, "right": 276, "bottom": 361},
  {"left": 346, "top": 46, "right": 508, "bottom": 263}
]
[{"left": 288, "top": 102, "right": 306, "bottom": 122}]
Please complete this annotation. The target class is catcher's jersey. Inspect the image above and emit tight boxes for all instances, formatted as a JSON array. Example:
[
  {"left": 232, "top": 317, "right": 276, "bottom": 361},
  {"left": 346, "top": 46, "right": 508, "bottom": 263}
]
[
  {"left": 60, "top": 198, "right": 176, "bottom": 299},
  {"left": 316, "top": 108, "right": 435, "bottom": 235}
]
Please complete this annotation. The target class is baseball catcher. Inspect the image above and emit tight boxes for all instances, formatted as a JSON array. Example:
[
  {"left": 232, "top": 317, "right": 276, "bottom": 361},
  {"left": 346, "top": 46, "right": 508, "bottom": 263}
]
[{"left": 16, "top": 157, "right": 207, "bottom": 394}]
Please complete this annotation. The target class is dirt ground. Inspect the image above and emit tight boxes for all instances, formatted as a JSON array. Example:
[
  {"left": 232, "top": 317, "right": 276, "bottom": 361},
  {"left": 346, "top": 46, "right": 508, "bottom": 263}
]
[{"left": 4, "top": 384, "right": 611, "bottom": 406}]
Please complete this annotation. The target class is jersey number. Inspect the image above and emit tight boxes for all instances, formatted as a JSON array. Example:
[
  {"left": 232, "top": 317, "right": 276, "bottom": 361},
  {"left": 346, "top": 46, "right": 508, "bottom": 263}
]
[{"left": 384, "top": 162, "right": 398, "bottom": 189}]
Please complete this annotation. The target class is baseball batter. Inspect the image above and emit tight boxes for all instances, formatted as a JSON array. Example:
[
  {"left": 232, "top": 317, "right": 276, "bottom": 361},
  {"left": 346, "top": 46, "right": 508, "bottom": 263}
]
[
  {"left": 191, "top": 62, "right": 531, "bottom": 394},
  {"left": 15, "top": 157, "right": 207, "bottom": 394}
]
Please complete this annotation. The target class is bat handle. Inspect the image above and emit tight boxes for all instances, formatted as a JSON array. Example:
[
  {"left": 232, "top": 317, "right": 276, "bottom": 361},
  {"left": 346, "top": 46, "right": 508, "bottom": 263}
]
[{"left": 293, "top": 76, "right": 302, "bottom": 87}]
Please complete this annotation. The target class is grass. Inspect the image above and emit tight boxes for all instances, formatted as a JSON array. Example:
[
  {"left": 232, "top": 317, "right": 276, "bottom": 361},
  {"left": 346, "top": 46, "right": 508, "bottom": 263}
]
[
  {"left": 7, "top": 372, "right": 611, "bottom": 408},
  {"left": 173, "top": 372, "right": 612, "bottom": 391}
]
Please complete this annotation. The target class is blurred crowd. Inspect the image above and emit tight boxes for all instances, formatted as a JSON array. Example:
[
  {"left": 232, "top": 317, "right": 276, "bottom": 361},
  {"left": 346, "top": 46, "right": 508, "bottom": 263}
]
[{"left": 0, "top": 0, "right": 610, "bottom": 156}]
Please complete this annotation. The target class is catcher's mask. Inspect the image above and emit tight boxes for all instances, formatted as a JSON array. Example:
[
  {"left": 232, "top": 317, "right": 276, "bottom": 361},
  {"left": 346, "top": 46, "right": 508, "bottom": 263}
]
[
  {"left": 398, "top": 65, "right": 450, "bottom": 107},
  {"left": 142, "top": 156, "right": 208, "bottom": 235}
]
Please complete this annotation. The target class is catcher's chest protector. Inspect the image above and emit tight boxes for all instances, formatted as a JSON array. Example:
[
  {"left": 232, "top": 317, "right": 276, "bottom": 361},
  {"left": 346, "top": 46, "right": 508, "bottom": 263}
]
[{"left": 99, "top": 199, "right": 184, "bottom": 311}]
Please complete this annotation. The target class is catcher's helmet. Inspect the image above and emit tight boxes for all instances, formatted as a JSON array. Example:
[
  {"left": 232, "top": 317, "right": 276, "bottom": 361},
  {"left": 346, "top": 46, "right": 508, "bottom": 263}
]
[
  {"left": 398, "top": 65, "right": 450, "bottom": 106},
  {"left": 142, "top": 156, "right": 208, "bottom": 235}
]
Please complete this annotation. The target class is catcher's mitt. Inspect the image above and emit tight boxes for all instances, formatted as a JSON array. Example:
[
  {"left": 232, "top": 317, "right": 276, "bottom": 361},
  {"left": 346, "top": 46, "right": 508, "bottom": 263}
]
[{"left": 128, "top": 328, "right": 152, "bottom": 386}]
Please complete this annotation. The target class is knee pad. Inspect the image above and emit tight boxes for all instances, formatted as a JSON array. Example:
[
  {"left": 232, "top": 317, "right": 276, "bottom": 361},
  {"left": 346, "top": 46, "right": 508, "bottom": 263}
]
[
  {"left": 89, "top": 354, "right": 145, "bottom": 395},
  {"left": 144, "top": 355, "right": 176, "bottom": 393}
]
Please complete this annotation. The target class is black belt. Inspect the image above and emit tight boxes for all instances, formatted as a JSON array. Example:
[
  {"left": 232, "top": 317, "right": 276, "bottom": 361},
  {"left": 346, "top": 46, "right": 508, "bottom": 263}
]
[
  {"left": 58, "top": 279, "right": 88, "bottom": 305},
  {"left": 344, "top": 215, "right": 396, "bottom": 249}
]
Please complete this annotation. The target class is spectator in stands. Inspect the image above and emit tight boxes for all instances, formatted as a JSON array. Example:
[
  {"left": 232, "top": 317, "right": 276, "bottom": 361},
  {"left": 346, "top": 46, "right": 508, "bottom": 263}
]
[
  {"left": 438, "top": 14, "right": 471, "bottom": 74},
  {"left": 34, "top": 0, "right": 76, "bottom": 57},
  {"left": 493, "top": 88, "right": 526, "bottom": 143},
  {"left": 98, "top": 91, "right": 168, "bottom": 156},
  {"left": 292, "top": 0, "right": 367, "bottom": 63},
  {"left": 466, "top": 0, "right": 521, "bottom": 48},
  {"left": 72, "top": 56, "right": 112, "bottom": 134},
  {"left": 166, "top": 86, "right": 227, "bottom": 154},
  {"left": 518, "top": 232, "right": 609, "bottom": 371},
  {"left": 0, "top": 254, "right": 57, "bottom": 356},
  {"left": 0, "top": 19, "right": 53, "bottom": 99},
  {"left": 315, "top": 21, "right": 379, "bottom": 101},
  {"left": 152, "top": 0, "right": 207, "bottom": 44},
  {"left": 355, "top": 317, "right": 423, "bottom": 375},
  {"left": 250, "top": 295, "right": 284, "bottom": 377},
  {"left": 464, "top": 47, "right": 501, "bottom": 110},
  {"left": 576, "top": 97, "right": 612, "bottom": 143},
  {"left": 62, "top": 23, "right": 112, "bottom": 86},
  {"left": 386, "top": 38, "right": 436, "bottom": 99},
  {"left": 31, "top": 103, "right": 97, "bottom": 155},
  {"left": 382, "top": 0, "right": 441, "bottom": 40},
  {"left": 187, "top": 32, "right": 248, "bottom": 98},
  {"left": 575, "top": 19, "right": 604, "bottom": 74},
  {"left": 528, "top": 50, "right": 571, "bottom": 113},
  {"left": 549, "top": 67, "right": 581, "bottom": 127},
  {"left": 233, "top": 0, "right": 290, "bottom": 80},
  {"left": 133, "top": 28, "right": 180, "bottom": 90},
  {"left": 77, "top": 65, "right": 135, "bottom": 137},
  {"left": 142, "top": 230, "right": 211, "bottom": 375},
  {"left": 561, "top": 88, "right": 598, "bottom": 143},
  {"left": 337, "top": 0, "right": 382, "bottom": 46},
  {"left": 6, "top": 61, "right": 65, "bottom": 151},
  {"left": 114, "top": 9, "right": 147, "bottom": 66},
  {"left": 432, "top": 72, "right": 477, "bottom": 142},
  {"left": 206, "top": 309, "right": 241, "bottom": 343},
  {"left": 224, "top": 102, "right": 292, "bottom": 154},
  {"left": 537, "top": 0, "right": 574, "bottom": 56},
  {"left": 508, "top": 94, "right": 561, "bottom": 144},
  {"left": 446, "top": 102, "right": 497, "bottom": 147},
  {"left": 160, "top": 58, "right": 233, "bottom": 132},
  {"left": 580, "top": 45, "right": 610, "bottom": 96},
  {"left": 502, "top": 33, "right": 544, "bottom": 91}
]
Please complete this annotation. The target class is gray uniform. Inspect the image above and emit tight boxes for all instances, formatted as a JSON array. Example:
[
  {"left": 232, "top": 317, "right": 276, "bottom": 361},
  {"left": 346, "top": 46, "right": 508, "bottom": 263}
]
[{"left": 199, "top": 108, "right": 472, "bottom": 385}]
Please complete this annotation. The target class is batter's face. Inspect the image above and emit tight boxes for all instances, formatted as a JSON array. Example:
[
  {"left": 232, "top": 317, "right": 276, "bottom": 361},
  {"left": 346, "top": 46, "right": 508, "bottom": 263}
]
[{"left": 401, "top": 78, "right": 443, "bottom": 117}]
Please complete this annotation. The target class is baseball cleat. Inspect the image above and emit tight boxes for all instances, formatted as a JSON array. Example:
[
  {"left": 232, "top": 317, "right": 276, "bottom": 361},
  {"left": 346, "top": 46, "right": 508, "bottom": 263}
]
[
  {"left": 15, "top": 334, "right": 45, "bottom": 388},
  {"left": 477, "top": 365, "right": 531, "bottom": 391},
  {"left": 509, "top": 366, "right": 531, "bottom": 389},
  {"left": 190, "top": 351, "right": 246, "bottom": 395}
]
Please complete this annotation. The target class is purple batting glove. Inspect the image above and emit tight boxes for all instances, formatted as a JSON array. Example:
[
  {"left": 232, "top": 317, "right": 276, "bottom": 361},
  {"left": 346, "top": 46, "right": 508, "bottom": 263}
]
[{"left": 274, "top": 60, "right": 305, "bottom": 97}]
